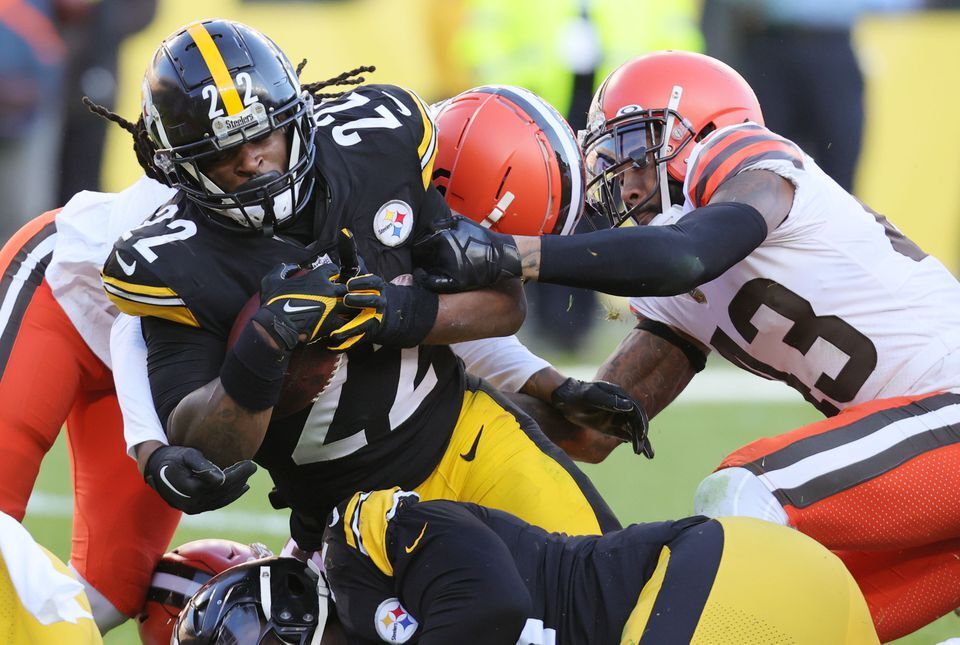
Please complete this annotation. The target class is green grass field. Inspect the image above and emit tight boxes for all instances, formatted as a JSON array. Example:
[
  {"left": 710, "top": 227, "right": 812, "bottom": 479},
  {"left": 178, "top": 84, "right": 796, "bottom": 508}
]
[{"left": 23, "top": 396, "right": 958, "bottom": 644}]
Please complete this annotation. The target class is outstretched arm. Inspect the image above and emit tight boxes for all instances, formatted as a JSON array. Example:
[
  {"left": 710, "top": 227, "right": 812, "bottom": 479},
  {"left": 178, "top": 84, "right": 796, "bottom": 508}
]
[{"left": 415, "top": 169, "right": 794, "bottom": 296}]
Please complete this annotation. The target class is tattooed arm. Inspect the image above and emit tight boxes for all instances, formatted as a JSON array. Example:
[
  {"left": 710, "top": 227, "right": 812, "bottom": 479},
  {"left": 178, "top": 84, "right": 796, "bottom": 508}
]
[
  {"left": 141, "top": 316, "right": 270, "bottom": 468},
  {"left": 502, "top": 322, "right": 698, "bottom": 463},
  {"left": 597, "top": 317, "right": 706, "bottom": 421}
]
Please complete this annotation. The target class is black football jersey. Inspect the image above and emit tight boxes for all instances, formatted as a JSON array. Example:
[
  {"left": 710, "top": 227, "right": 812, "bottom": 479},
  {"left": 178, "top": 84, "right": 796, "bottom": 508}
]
[
  {"left": 103, "top": 84, "right": 463, "bottom": 544},
  {"left": 323, "top": 492, "right": 711, "bottom": 644}
]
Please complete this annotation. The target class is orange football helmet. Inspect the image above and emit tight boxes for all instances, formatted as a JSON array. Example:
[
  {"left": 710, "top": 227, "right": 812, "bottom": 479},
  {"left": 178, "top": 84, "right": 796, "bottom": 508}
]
[
  {"left": 136, "top": 539, "right": 270, "bottom": 645},
  {"left": 431, "top": 85, "right": 585, "bottom": 236},
  {"left": 580, "top": 50, "right": 763, "bottom": 227}
]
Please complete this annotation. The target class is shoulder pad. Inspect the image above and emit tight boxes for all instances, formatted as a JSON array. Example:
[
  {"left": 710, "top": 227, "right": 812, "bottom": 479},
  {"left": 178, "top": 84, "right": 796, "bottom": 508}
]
[
  {"left": 315, "top": 84, "right": 437, "bottom": 190},
  {"left": 686, "top": 124, "right": 803, "bottom": 207},
  {"left": 102, "top": 203, "right": 201, "bottom": 327},
  {"left": 337, "top": 488, "right": 420, "bottom": 576}
]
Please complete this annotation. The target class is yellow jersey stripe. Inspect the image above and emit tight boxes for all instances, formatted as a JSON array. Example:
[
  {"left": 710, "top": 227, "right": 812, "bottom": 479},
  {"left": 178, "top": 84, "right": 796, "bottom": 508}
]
[
  {"left": 186, "top": 22, "right": 244, "bottom": 116},
  {"left": 401, "top": 88, "right": 438, "bottom": 189},
  {"left": 102, "top": 273, "right": 181, "bottom": 298},
  {"left": 620, "top": 546, "right": 671, "bottom": 640},
  {"left": 344, "top": 492, "right": 361, "bottom": 550},
  {"left": 104, "top": 292, "right": 200, "bottom": 328}
]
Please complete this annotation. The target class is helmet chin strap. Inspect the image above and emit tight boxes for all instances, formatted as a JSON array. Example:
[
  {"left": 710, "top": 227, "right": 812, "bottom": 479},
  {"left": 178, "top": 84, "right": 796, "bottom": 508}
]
[
  {"left": 307, "top": 557, "right": 329, "bottom": 645},
  {"left": 658, "top": 86, "right": 683, "bottom": 213}
]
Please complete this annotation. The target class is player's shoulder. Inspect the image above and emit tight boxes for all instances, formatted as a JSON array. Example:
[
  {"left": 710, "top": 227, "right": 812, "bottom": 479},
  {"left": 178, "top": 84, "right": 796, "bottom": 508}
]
[
  {"left": 685, "top": 122, "right": 804, "bottom": 207},
  {"left": 314, "top": 84, "right": 436, "bottom": 190},
  {"left": 324, "top": 489, "right": 419, "bottom": 575},
  {"left": 102, "top": 196, "right": 210, "bottom": 328}
]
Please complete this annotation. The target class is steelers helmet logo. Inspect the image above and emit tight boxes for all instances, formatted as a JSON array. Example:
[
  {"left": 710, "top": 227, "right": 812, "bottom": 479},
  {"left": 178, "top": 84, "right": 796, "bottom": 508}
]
[
  {"left": 374, "top": 200, "right": 415, "bottom": 247},
  {"left": 374, "top": 598, "right": 418, "bottom": 643}
]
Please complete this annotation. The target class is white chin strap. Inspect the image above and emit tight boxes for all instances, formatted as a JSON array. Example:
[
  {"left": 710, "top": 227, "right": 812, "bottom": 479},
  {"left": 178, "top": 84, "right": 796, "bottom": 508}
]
[
  {"left": 188, "top": 124, "right": 307, "bottom": 229},
  {"left": 307, "top": 557, "right": 330, "bottom": 645},
  {"left": 658, "top": 85, "right": 683, "bottom": 213},
  {"left": 646, "top": 204, "right": 684, "bottom": 227}
]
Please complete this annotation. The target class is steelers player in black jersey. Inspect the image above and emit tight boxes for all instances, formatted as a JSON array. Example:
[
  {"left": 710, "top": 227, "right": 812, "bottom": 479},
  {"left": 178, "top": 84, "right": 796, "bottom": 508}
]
[
  {"left": 97, "top": 19, "right": 633, "bottom": 551},
  {"left": 321, "top": 487, "right": 879, "bottom": 644}
]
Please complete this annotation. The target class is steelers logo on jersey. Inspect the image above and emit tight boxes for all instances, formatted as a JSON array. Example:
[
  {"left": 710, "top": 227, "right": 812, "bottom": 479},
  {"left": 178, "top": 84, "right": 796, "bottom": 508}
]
[
  {"left": 374, "top": 597, "right": 418, "bottom": 642},
  {"left": 373, "top": 200, "right": 415, "bottom": 247}
]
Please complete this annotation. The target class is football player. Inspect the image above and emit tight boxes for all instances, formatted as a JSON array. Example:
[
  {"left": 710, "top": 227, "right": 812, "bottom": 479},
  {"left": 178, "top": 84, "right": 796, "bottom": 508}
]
[
  {"left": 0, "top": 511, "right": 102, "bottom": 643},
  {"left": 100, "top": 19, "right": 635, "bottom": 564},
  {"left": 414, "top": 50, "right": 960, "bottom": 641},
  {"left": 320, "top": 487, "right": 879, "bottom": 644},
  {"left": 137, "top": 538, "right": 272, "bottom": 644},
  {"left": 0, "top": 176, "right": 255, "bottom": 633}
]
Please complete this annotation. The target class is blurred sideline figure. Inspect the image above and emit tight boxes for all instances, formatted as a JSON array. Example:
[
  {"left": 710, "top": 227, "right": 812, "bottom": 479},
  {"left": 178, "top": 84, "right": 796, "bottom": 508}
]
[
  {"left": 57, "top": 0, "right": 157, "bottom": 202},
  {"left": 700, "top": 0, "right": 922, "bottom": 193},
  {"left": 451, "top": 0, "right": 702, "bottom": 355},
  {"left": 415, "top": 50, "right": 960, "bottom": 641},
  {"left": 0, "top": 0, "right": 66, "bottom": 242}
]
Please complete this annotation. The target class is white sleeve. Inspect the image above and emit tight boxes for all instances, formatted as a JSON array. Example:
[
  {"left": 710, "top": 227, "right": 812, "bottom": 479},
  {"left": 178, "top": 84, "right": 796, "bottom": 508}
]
[
  {"left": 110, "top": 313, "right": 168, "bottom": 458},
  {"left": 450, "top": 335, "right": 550, "bottom": 393}
]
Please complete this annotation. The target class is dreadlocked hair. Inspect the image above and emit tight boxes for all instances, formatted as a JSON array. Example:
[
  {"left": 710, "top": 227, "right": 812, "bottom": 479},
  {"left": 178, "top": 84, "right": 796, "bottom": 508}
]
[
  {"left": 298, "top": 63, "right": 376, "bottom": 101},
  {"left": 82, "top": 96, "right": 167, "bottom": 184},
  {"left": 80, "top": 62, "right": 376, "bottom": 183}
]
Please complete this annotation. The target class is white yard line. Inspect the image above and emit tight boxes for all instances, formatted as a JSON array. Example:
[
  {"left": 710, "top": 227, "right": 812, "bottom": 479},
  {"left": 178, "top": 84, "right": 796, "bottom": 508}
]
[{"left": 25, "top": 491, "right": 291, "bottom": 535}]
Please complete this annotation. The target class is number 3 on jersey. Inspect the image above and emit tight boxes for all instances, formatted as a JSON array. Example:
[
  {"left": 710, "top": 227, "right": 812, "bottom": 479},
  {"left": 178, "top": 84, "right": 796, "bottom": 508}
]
[{"left": 711, "top": 278, "right": 878, "bottom": 416}]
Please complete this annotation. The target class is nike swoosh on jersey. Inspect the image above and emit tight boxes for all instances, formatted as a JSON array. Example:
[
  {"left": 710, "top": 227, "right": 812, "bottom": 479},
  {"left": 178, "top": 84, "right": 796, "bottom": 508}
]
[
  {"left": 283, "top": 301, "right": 325, "bottom": 313},
  {"left": 404, "top": 522, "right": 428, "bottom": 554},
  {"left": 328, "top": 506, "right": 340, "bottom": 528},
  {"left": 159, "top": 465, "right": 190, "bottom": 498},
  {"left": 459, "top": 425, "right": 483, "bottom": 462},
  {"left": 115, "top": 251, "right": 137, "bottom": 276}
]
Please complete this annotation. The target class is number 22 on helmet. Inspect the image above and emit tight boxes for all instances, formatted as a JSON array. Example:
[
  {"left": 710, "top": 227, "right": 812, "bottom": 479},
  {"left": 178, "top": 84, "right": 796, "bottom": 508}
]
[
  {"left": 430, "top": 85, "right": 585, "bottom": 236},
  {"left": 580, "top": 50, "right": 764, "bottom": 228}
]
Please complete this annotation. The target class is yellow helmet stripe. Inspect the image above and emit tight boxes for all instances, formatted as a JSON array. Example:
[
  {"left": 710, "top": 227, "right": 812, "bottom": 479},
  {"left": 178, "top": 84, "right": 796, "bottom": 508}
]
[{"left": 186, "top": 22, "right": 244, "bottom": 116}]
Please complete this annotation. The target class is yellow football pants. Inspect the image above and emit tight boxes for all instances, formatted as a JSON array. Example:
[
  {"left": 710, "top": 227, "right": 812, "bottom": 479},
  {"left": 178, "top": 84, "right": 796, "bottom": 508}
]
[
  {"left": 622, "top": 516, "right": 879, "bottom": 644},
  {"left": 414, "top": 384, "right": 618, "bottom": 535}
]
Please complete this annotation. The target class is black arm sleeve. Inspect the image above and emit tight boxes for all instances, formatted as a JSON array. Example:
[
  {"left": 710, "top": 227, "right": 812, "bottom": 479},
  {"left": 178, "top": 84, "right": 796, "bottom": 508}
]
[
  {"left": 389, "top": 501, "right": 531, "bottom": 645},
  {"left": 142, "top": 317, "right": 225, "bottom": 429},
  {"left": 538, "top": 201, "right": 767, "bottom": 296}
]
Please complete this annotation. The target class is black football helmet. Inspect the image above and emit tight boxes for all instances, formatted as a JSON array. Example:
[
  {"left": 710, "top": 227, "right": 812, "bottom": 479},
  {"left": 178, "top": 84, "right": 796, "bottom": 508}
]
[
  {"left": 142, "top": 19, "right": 317, "bottom": 231},
  {"left": 172, "top": 556, "right": 327, "bottom": 644}
]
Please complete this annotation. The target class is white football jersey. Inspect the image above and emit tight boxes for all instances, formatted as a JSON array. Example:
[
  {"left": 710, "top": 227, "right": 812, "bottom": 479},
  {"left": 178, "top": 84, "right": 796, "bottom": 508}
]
[
  {"left": 630, "top": 123, "right": 960, "bottom": 414},
  {"left": 45, "top": 177, "right": 176, "bottom": 367}
]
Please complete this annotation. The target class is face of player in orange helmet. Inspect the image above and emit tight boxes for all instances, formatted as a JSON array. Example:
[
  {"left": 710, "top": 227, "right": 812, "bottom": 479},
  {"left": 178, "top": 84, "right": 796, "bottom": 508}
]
[{"left": 580, "top": 50, "right": 764, "bottom": 228}]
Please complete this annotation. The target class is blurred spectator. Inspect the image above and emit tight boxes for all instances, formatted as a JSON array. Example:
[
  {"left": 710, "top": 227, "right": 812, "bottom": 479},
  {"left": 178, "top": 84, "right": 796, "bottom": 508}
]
[
  {"left": 452, "top": 0, "right": 701, "bottom": 355},
  {"left": 57, "top": 0, "right": 156, "bottom": 203},
  {"left": 0, "top": 0, "right": 66, "bottom": 242},
  {"left": 701, "top": 0, "right": 920, "bottom": 192}
]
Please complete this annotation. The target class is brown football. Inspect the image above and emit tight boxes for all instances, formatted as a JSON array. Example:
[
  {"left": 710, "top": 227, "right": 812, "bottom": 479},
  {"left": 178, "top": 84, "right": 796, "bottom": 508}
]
[{"left": 228, "top": 292, "right": 342, "bottom": 419}]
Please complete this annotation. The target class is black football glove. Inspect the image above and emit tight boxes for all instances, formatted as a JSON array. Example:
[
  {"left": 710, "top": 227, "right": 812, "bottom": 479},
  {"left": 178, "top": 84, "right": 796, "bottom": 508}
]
[
  {"left": 322, "top": 229, "right": 384, "bottom": 350},
  {"left": 256, "top": 259, "right": 352, "bottom": 349},
  {"left": 551, "top": 378, "right": 654, "bottom": 458},
  {"left": 412, "top": 215, "right": 522, "bottom": 293},
  {"left": 144, "top": 445, "right": 257, "bottom": 514},
  {"left": 326, "top": 272, "right": 386, "bottom": 350}
]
